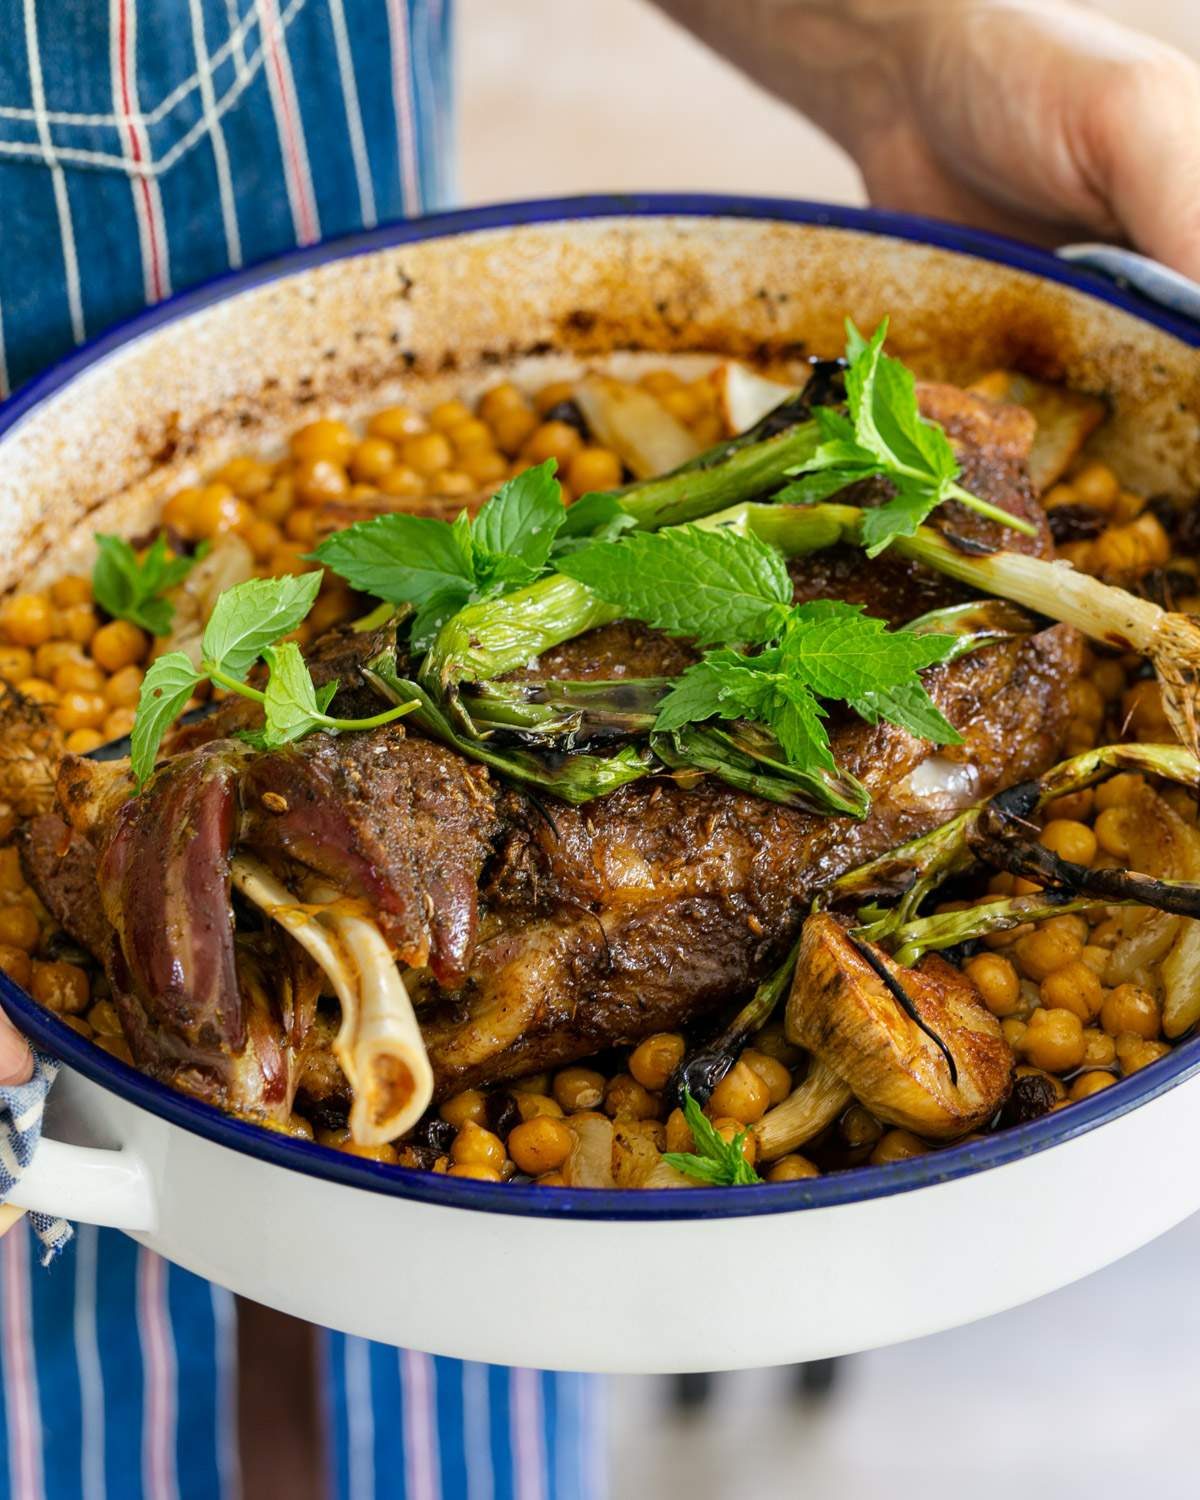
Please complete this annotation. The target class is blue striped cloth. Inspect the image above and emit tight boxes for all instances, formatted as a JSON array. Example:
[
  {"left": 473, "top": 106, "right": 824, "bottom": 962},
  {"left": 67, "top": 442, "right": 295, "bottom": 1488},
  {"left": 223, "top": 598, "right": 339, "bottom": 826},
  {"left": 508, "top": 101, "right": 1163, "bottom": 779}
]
[
  {"left": 0, "top": 3, "right": 606, "bottom": 1496},
  {"left": 0, "top": 1051, "right": 70, "bottom": 1265}
]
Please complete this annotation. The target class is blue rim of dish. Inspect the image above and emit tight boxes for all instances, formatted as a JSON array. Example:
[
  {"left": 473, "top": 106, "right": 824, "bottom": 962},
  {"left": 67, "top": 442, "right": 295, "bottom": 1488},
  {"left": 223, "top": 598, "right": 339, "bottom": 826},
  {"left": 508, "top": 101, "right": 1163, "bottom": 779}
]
[{"left": 2, "top": 192, "right": 1199, "bottom": 1223}]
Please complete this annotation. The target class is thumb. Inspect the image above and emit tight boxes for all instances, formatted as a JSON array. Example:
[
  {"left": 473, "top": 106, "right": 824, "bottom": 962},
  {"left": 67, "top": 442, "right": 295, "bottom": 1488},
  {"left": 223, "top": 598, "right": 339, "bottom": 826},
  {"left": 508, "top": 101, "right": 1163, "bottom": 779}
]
[
  {"left": 0, "top": 1011, "right": 33, "bottom": 1087},
  {"left": 1086, "top": 50, "right": 1200, "bottom": 283}
]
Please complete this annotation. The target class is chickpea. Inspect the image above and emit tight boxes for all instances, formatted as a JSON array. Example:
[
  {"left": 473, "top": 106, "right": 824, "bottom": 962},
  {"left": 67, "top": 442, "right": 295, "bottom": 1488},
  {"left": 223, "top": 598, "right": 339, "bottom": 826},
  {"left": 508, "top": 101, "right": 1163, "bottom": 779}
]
[
  {"left": 293, "top": 457, "right": 350, "bottom": 506},
  {"left": 1039, "top": 818, "right": 1097, "bottom": 867},
  {"left": 1079, "top": 945, "right": 1111, "bottom": 982},
  {"left": 30, "top": 960, "right": 90, "bottom": 1015},
  {"left": 342, "top": 1142, "right": 400, "bottom": 1165},
  {"left": 508, "top": 1116, "right": 574, "bottom": 1176},
  {"left": 438, "top": 1089, "right": 488, "bottom": 1129},
  {"left": 378, "top": 465, "right": 425, "bottom": 498},
  {"left": 1, "top": 594, "right": 54, "bottom": 648},
  {"left": 840, "top": 1104, "right": 883, "bottom": 1150},
  {"left": 15, "top": 678, "right": 58, "bottom": 706},
  {"left": 567, "top": 447, "right": 623, "bottom": 495},
  {"left": 1039, "top": 960, "right": 1104, "bottom": 1023},
  {"left": 1043, "top": 483, "right": 1077, "bottom": 510},
  {"left": 1014, "top": 917, "right": 1085, "bottom": 982},
  {"left": 91, "top": 619, "right": 147, "bottom": 673},
  {"left": 59, "top": 1015, "right": 93, "bottom": 1039},
  {"left": 162, "top": 487, "right": 202, "bottom": 536},
  {"left": 87, "top": 999, "right": 124, "bottom": 1037},
  {"left": 0, "top": 944, "right": 32, "bottom": 989},
  {"left": 283, "top": 508, "right": 318, "bottom": 545},
  {"left": 266, "top": 544, "right": 311, "bottom": 576},
  {"left": 1082, "top": 1028, "right": 1117, "bottom": 1067},
  {"left": 316, "top": 1126, "right": 351, "bottom": 1148},
  {"left": 710, "top": 1118, "right": 758, "bottom": 1168},
  {"left": 870, "top": 1129, "right": 928, "bottom": 1165},
  {"left": 429, "top": 469, "right": 473, "bottom": 498},
  {"left": 664, "top": 1106, "right": 694, "bottom": 1154},
  {"left": 0, "top": 903, "right": 40, "bottom": 952},
  {"left": 450, "top": 1121, "right": 508, "bottom": 1174},
  {"left": 368, "top": 405, "right": 427, "bottom": 443},
  {"left": 242, "top": 519, "right": 283, "bottom": 563},
  {"left": 0, "top": 849, "right": 23, "bottom": 892},
  {"left": 290, "top": 418, "right": 356, "bottom": 468},
  {"left": 0, "top": 646, "right": 34, "bottom": 681},
  {"left": 255, "top": 479, "right": 296, "bottom": 523},
  {"left": 707, "top": 1060, "right": 771, "bottom": 1125},
  {"left": 216, "top": 455, "right": 273, "bottom": 500},
  {"left": 56, "top": 604, "right": 95, "bottom": 647},
  {"left": 343, "top": 437, "right": 393, "bottom": 485},
  {"left": 449, "top": 1163, "right": 502, "bottom": 1182},
  {"left": 535, "top": 1171, "right": 565, "bottom": 1187},
  {"left": 533, "top": 380, "right": 577, "bottom": 415},
  {"left": 515, "top": 1093, "right": 565, "bottom": 1123},
  {"left": 402, "top": 431, "right": 454, "bottom": 477},
  {"left": 523, "top": 420, "right": 582, "bottom": 469},
  {"left": 1019, "top": 1007, "right": 1086, "bottom": 1072},
  {"left": 1121, "top": 678, "right": 1174, "bottom": 741},
  {"left": 1070, "top": 1070, "right": 1117, "bottom": 1101},
  {"left": 1090, "top": 659, "right": 1126, "bottom": 703},
  {"left": 1094, "top": 773, "right": 1143, "bottom": 812},
  {"left": 1100, "top": 982, "right": 1160, "bottom": 1040},
  {"left": 751, "top": 1023, "right": 802, "bottom": 1067},
  {"left": 192, "top": 484, "right": 250, "bottom": 538},
  {"left": 99, "top": 664, "right": 143, "bottom": 710},
  {"left": 65, "top": 728, "right": 105, "bottom": 755},
  {"left": 55, "top": 659, "right": 106, "bottom": 695},
  {"left": 509, "top": 1071, "right": 550, "bottom": 1095},
  {"left": 103, "top": 708, "right": 136, "bottom": 742},
  {"left": 95, "top": 1035, "right": 134, "bottom": 1065},
  {"left": 627, "top": 1032, "right": 685, "bottom": 1092},
  {"left": 55, "top": 691, "right": 109, "bottom": 733},
  {"left": 1072, "top": 462, "right": 1120, "bottom": 509},
  {"left": 767, "top": 1154, "right": 820, "bottom": 1182},
  {"left": 659, "top": 386, "right": 703, "bottom": 426},
  {"left": 445, "top": 417, "right": 492, "bottom": 455},
  {"left": 50, "top": 575, "right": 93, "bottom": 608},
  {"left": 478, "top": 383, "right": 528, "bottom": 423},
  {"left": 639, "top": 370, "right": 683, "bottom": 397},
  {"left": 553, "top": 1067, "right": 606, "bottom": 1113},
  {"left": 490, "top": 406, "right": 538, "bottom": 457},
  {"left": 1115, "top": 1035, "right": 1171, "bottom": 1075},
  {"left": 34, "top": 641, "right": 82, "bottom": 679},
  {"left": 603, "top": 1073, "right": 659, "bottom": 1121},
  {"left": 740, "top": 1048, "right": 792, "bottom": 1107},
  {"left": 426, "top": 399, "right": 470, "bottom": 433},
  {"left": 459, "top": 450, "right": 510, "bottom": 491},
  {"left": 964, "top": 952, "right": 1021, "bottom": 1016}
]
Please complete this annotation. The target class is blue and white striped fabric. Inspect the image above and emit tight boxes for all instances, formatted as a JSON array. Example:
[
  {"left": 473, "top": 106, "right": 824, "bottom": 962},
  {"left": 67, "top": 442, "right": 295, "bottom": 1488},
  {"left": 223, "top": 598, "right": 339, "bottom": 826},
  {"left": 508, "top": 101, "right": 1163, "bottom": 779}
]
[
  {"left": 0, "top": 1052, "right": 70, "bottom": 1265},
  {"left": 0, "top": 0, "right": 454, "bottom": 395},
  {"left": 0, "top": 3, "right": 606, "bottom": 1496}
]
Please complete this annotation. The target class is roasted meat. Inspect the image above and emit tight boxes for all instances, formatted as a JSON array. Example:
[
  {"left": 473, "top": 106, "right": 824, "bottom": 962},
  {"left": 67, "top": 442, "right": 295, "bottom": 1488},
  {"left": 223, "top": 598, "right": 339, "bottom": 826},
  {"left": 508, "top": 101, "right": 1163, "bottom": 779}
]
[{"left": 20, "top": 383, "right": 1082, "bottom": 1131}]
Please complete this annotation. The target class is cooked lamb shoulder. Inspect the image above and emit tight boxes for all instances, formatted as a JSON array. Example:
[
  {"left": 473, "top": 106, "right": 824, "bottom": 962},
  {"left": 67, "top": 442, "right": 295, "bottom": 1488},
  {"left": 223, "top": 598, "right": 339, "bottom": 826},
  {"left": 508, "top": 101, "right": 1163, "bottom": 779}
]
[{"left": 20, "top": 383, "right": 1082, "bottom": 1120}]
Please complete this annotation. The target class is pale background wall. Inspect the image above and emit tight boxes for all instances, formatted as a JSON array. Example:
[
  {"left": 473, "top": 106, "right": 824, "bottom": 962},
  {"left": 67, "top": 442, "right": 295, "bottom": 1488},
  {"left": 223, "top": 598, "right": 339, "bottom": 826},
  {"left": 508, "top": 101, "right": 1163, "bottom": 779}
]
[
  {"left": 459, "top": 0, "right": 1199, "bottom": 207},
  {"left": 455, "top": 6, "right": 1200, "bottom": 1499}
]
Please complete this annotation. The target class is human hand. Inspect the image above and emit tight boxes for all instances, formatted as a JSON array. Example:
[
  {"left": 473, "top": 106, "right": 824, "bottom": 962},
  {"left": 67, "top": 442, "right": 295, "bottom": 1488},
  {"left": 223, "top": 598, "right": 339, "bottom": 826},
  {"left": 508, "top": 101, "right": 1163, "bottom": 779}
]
[
  {"left": 850, "top": 1, "right": 1200, "bottom": 279},
  {"left": 0, "top": 1008, "right": 33, "bottom": 1087}
]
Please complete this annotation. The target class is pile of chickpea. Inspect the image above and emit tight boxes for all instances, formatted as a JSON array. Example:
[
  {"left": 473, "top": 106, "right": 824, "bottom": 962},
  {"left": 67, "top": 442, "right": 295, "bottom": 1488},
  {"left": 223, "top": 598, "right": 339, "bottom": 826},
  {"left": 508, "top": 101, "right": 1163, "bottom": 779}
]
[{"left": 0, "top": 371, "right": 1189, "bottom": 1187}]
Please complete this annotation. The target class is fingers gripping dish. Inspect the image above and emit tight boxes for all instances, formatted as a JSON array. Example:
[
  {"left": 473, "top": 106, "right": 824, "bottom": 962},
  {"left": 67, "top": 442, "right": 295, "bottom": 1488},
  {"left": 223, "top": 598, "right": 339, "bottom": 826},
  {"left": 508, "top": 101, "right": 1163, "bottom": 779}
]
[{"left": 5, "top": 321, "right": 1200, "bottom": 1187}]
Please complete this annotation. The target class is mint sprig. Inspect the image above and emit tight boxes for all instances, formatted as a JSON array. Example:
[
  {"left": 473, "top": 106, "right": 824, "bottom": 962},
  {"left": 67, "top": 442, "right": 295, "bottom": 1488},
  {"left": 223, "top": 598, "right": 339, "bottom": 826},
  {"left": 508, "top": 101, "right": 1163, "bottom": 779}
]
[
  {"left": 778, "top": 319, "right": 1038, "bottom": 556},
  {"left": 662, "top": 1089, "right": 761, "bottom": 1186},
  {"left": 558, "top": 527, "right": 961, "bottom": 781},
  {"left": 313, "top": 460, "right": 571, "bottom": 650},
  {"left": 129, "top": 574, "right": 418, "bottom": 787},
  {"left": 92, "top": 532, "right": 207, "bottom": 636}
]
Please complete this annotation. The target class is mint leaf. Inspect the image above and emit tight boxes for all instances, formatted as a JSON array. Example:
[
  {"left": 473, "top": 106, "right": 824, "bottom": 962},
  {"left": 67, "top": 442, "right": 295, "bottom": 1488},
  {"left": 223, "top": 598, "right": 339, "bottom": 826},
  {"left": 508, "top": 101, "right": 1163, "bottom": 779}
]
[
  {"left": 130, "top": 652, "right": 202, "bottom": 787},
  {"left": 662, "top": 1090, "right": 761, "bottom": 1187},
  {"left": 767, "top": 680, "right": 835, "bottom": 773},
  {"left": 850, "top": 679, "right": 963, "bottom": 746},
  {"left": 472, "top": 459, "right": 564, "bottom": 574},
  {"left": 843, "top": 318, "right": 957, "bottom": 485},
  {"left": 773, "top": 469, "right": 871, "bottom": 506},
  {"left": 260, "top": 641, "right": 334, "bottom": 746},
  {"left": 654, "top": 655, "right": 761, "bottom": 733},
  {"left": 779, "top": 599, "right": 955, "bottom": 698},
  {"left": 553, "top": 491, "right": 637, "bottom": 554},
  {"left": 559, "top": 525, "right": 792, "bottom": 646},
  {"left": 410, "top": 584, "right": 474, "bottom": 654},
  {"left": 859, "top": 480, "right": 941, "bottom": 557},
  {"left": 92, "top": 532, "right": 204, "bottom": 636},
  {"left": 200, "top": 573, "right": 322, "bottom": 680},
  {"left": 312, "top": 510, "right": 476, "bottom": 608}
]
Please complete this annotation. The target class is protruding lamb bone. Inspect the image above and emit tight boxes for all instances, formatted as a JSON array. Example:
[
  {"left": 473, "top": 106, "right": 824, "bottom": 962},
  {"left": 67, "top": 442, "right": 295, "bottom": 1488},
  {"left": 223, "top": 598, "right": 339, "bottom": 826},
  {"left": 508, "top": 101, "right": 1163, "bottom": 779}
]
[{"left": 230, "top": 856, "right": 433, "bottom": 1145}]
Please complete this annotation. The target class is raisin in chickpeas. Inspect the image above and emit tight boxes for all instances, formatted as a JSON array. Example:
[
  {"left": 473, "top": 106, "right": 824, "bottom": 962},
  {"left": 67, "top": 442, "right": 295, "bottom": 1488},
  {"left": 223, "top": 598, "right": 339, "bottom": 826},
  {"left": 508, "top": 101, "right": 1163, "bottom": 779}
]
[
  {"left": 553, "top": 1066, "right": 606, "bottom": 1113},
  {"left": 707, "top": 1060, "right": 771, "bottom": 1124},
  {"left": 508, "top": 1116, "right": 573, "bottom": 1176},
  {"left": 964, "top": 952, "right": 1021, "bottom": 1016},
  {"left": 740, "top": 1048, "right": 792, "bottom": 1107},
  {"left": 450, "top": 1120, "right": 508, "bottom": 1174},
  {"left": 628, "top": 1031, "right": 685, "bottom": 1092},
  {"left": 603, "top": 1073, "right": 659, "bottom": 1121},
  {"left": 1100, "top": 982, "right": 1160, "bottom": 1040},
  {"left": 1040, "top": 959, "right": 1104, "bottom": 1022},
  {"left": 767, "top": 1154, "right": 820, "bottom": 1182}
]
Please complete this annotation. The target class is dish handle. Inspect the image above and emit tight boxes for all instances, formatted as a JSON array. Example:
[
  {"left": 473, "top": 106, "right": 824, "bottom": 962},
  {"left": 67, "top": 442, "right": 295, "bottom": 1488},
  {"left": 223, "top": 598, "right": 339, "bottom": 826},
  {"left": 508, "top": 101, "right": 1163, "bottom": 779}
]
[
  {"left": 6, "top": 1139, "right": 157, "bottom": 1233},
  {"left": 1057, "top": 243, "right": 1200, "bottom": 323}
]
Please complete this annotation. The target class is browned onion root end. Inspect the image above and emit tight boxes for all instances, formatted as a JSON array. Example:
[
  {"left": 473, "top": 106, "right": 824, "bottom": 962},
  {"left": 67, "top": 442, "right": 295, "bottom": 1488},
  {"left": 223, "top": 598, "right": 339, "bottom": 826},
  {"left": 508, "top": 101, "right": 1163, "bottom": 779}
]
[{"left": 1152, "top": 612, "right": 1200, "bottom": 759}]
